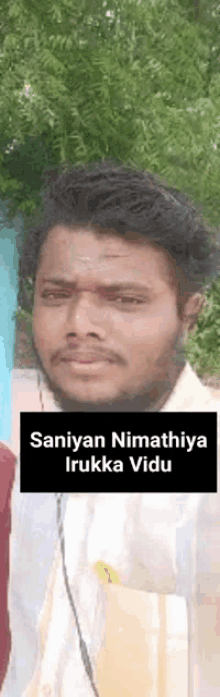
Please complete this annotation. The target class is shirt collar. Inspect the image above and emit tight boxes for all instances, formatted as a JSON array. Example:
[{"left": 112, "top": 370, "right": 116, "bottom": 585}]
[{"left": 161, "top": 361, "right": 215, "bottom": 412}]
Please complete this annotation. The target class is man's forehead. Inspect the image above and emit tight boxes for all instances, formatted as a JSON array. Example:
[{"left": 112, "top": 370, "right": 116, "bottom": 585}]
[
  {"left": 51, "top": 226, "right": 134, "bottom": 252},
  {"left": 39, "top": 225, "right": 169, "bottom": 285},
  {"left": 45, "top": 225, "right": 162, "bottom": 264}
]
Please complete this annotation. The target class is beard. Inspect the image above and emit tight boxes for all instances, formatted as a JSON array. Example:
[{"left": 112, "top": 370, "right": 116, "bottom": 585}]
[{"left": 31, "top": 331, "right": 187, "bottom": 413}]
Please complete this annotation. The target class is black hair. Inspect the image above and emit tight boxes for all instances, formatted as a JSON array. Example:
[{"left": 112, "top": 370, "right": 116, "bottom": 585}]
[{"left": 19, "top": 157, "right": 220, "bottom": 323}]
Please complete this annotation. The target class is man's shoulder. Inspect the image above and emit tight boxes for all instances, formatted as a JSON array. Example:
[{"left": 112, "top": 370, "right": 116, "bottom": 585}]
[
  {"left": 11, "top": 367, "right": 59, "bottom": 416},
  {"left": 209, "top": 388, "right": 220, "bottom": 401},
  {"left": 12, "top": 368, "right": 38, "bottom": 384},
  {"left": 162, "top": 363, "right": 220, "bottom": 412},
  {"left": 208, "top": 389, "right": 220, "bottom": 412},
  {"left": 11, "top": 368, "right": 40, "bottom": 406}
]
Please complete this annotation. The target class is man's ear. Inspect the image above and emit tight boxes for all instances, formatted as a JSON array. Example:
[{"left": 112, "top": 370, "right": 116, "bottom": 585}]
[{"left": 182, "top": 292, "right": 207, "bottom": 337}]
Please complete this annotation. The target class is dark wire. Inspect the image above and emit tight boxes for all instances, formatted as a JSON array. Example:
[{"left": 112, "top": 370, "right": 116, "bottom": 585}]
[{"left": 55, "top": 493, "right": 100, "bottom": 697}]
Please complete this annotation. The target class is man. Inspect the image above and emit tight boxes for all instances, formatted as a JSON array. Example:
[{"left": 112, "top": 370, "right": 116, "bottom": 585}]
[{"left": 2, "top": 160, "right": 220, "bottom": 696}]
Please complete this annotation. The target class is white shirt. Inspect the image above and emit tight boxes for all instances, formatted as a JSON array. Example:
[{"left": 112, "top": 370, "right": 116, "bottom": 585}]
[{"left": 2, "top": 363, "right": 220, "bottom": 696}]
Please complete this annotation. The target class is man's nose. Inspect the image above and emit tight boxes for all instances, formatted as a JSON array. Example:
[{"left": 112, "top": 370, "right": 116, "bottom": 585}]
[{"left": 65, "top": 294, "right": 108, "bottom": 340}]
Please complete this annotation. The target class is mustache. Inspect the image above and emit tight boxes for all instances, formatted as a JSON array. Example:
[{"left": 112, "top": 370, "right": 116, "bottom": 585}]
[{"left": 51, "top": 343, "right": 126, "bottom": 366}]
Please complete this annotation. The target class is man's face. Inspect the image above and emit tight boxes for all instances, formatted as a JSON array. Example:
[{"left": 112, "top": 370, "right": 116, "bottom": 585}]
[{"left": 33, "top": 226, "right": 185, "bottom": 408}]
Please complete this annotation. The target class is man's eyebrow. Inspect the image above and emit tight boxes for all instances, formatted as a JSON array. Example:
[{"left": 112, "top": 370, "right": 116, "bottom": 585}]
[{"left": 40, "top": 278, "right": 155, "bottom": 292}]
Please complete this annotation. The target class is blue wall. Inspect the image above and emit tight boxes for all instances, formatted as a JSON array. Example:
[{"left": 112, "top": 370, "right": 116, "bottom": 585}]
[{"left": 0, "top": 200, "right": 23, "bottom": 441}]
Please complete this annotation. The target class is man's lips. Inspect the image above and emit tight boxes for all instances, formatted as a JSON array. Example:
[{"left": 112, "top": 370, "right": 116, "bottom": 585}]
[{"left": 60, "top": 352, "right": 114, "bottom": 364}]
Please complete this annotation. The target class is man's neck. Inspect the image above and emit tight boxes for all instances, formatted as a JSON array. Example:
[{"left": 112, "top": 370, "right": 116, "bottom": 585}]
[{"left": 143, "top": 360, "right": 186, "bottom": 412}]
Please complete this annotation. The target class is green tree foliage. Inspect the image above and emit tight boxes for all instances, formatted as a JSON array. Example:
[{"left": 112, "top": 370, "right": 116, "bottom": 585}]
[
  {"left": 1, "top": 0, "right": 220, "bottom": 374},
  {"left": 186, "top": 277, "right": 220, "bottom": 376}
]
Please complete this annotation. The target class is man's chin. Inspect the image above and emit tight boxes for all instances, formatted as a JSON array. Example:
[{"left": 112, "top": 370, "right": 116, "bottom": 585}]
[
  {"left": 45, "top": 379, "right": 141, "bottom": 412},
  {"left": 38, "top": 367, "right": 155, "bottom": 412},
  {"left": 41, "top": 373, "right": 171, "bottom": 412},
  {"left": 53, "top": 387, "right": 120, "bottom": 410}
]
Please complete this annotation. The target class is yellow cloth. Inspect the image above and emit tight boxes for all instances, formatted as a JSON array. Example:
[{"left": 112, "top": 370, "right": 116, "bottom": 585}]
[{"left": 24, "top": 547, "right": 188, "bottom": 697}]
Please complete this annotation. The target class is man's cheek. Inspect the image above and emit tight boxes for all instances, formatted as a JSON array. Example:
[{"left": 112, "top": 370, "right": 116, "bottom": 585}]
[
  {"left": 34, "top": 314, "right": 55, "bottom": 340},
  {"left": 129, "top": 344, "right": 155, "bottom": 365}
]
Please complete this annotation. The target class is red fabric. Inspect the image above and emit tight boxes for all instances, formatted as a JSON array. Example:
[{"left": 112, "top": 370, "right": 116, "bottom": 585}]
[{"left": 0, "top": 444, "right": 16, "bottom": 690}]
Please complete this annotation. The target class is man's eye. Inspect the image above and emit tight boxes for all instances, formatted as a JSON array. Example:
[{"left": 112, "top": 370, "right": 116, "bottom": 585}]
[
  {"left": 41, "top": 292, "right": 147, "bottom": 305},
  {"left": 111, "top": 296, "right": 146, "bottom": 305},
  {"left": 42, "top": 292, "right": 70, "bottom": 300}
]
